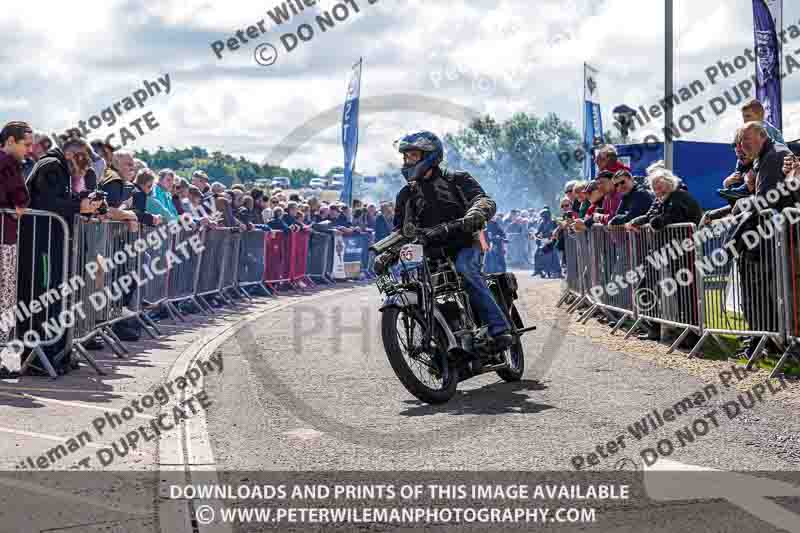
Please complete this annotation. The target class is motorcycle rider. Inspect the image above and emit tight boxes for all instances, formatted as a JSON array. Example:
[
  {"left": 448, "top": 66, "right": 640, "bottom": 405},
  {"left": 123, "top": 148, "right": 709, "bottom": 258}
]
[{"left": 373, "top": 131, "right": 513, "bottom": 360}]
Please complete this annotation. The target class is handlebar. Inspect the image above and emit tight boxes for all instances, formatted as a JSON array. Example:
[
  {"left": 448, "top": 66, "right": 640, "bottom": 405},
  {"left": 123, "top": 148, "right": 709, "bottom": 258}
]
[
  {"left": 369, "top": 229, "right": 414, "bottom": 255},
  {"left": 369, "top": 222, "right": 455, "bottom": 255}
]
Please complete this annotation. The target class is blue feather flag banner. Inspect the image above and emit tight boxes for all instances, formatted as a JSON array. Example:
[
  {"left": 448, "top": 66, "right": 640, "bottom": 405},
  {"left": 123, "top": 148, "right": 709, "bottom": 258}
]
[
  {"left": 340, "top": 58, "right": 362, "bottom": 207},
  {"left": 752, "top": 0, "right": 782, "bottom": 130},
  {"left": 582, "top": 63, "right": 603, "bottom": 179}
]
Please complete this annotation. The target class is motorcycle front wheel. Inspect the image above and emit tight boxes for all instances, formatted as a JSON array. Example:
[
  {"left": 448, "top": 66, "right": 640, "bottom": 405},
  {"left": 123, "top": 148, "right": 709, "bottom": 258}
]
[{"left": 381, "top": 306, "right": 458, "bottom": 404}]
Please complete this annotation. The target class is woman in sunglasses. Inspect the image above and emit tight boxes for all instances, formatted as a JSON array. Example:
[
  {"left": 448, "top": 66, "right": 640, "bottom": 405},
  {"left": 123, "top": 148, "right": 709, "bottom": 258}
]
[{"left": 606, "top": 170, "right": 654, "bottom": 227}]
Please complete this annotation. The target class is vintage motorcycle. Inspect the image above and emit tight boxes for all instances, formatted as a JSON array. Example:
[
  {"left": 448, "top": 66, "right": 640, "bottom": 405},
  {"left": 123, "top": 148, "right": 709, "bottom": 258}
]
[{"left": 370, "top": 224, "right": 535, "bottom": 404}]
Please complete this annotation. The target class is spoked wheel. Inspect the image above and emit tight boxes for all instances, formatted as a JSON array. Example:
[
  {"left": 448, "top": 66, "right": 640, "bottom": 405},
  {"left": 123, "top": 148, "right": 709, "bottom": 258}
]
[
  {"left": 496, "top": 304, "right": 525, "bottom": 382},
  {"left": 381, "top": 306, "right": 457, "bottom": 404}
]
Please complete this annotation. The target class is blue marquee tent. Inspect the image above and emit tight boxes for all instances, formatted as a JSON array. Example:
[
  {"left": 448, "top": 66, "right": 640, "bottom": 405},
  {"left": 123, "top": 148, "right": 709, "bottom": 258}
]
[{"left": 614, "top": 140, "right": 738, "bottom": 210}]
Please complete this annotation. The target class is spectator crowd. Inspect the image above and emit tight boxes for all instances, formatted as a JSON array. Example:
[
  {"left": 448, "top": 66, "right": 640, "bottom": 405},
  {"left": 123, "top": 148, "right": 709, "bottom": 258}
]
[
  {"left": 557, "top": 98, "right": 800, "bottom": 363},
  {"left": 0, "top": 123, "right": 397, "bottom": 376},
  {"left": 1, "top": 96, "right": 797, "bottom": 374}
]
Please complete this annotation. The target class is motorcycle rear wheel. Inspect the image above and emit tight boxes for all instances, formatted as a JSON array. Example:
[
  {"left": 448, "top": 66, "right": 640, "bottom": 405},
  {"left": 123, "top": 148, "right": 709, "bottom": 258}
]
[
  {"left": 496, "top": 304, "right": 525, "bottom": 382},
  {"left": 381, "top": 306, "right": 458, "bottom": 404}
]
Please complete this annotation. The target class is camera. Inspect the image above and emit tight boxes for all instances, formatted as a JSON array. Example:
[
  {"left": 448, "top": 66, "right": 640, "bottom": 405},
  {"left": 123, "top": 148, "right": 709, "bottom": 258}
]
[{"left": 85, "top": 190, "right": 109, "bottom": 216}]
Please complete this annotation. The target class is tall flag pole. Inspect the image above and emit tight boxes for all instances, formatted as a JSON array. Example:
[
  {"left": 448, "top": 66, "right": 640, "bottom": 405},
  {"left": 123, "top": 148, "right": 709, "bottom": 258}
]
[
  {"left": 340, "top": 58, "right": 363, "bottom": 207},
  {"left": 582, "top": 63, "right": 602, "bottom": 179},
  {"left": 665, "top": 0, "right": 674, "bottom": 170},
  {"left": 752, "top": 0, "right": 783, "bottom": 130}
]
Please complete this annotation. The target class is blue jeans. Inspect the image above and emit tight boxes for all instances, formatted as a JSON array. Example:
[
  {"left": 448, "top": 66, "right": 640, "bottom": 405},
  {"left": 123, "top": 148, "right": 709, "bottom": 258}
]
[
  {"left": 455, "top": 247, "right": 510, "bottom": 336},
  {"left": 483, "top": 247, "right": 507, "bottom": 274}
]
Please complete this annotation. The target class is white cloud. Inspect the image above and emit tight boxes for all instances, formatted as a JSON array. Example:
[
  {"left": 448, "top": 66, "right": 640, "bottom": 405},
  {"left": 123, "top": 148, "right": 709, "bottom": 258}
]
[{"left": 2, "top": 0, "right": 799, "bottom": 178}]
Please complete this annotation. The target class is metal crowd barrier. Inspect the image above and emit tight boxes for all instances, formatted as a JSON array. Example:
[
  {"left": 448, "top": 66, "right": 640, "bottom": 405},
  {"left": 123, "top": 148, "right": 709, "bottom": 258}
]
[
  {"left": 238, "top": 229, "right": 272, "bottom": 296},
  {"left": 69, "top": 218, "right": 159, "bottom": 375},
  {"left": 307, "top": 230, "right": 335, "bottom": 284},
  {"left": 579, "top": 225, "right": 637, "bottom": 327},
  {"left": 629, "top": 223, "right": 702, "bottom": 352},
  {"left": 1, "top": 209, "right": 72, "bottom": 378},
  {"left": 693, "top": 211, "right": 785, "bottom": 364},
  {"left": 563, "top": 209, "right": 800, "bottom": 376},
  {"left": 287, "top": 228, "right": 314, "bottom": 290},
  {"left": 70, "top": 217, "right": 114, "bottom": 371},
  {"left": 220, "top": 230, "right": 245, "bottom": 300},
  {"left": 261, "top": 228, "right": 316, "bottom": 292},
  {"left": 138, "top": 224, "right": 171, "bottom": 317},
  {"left": 9, "top": 212, "right": 378, "bottom": 379},
  {"left": 563, "top": 230, "right": 594, "bottom": 314},
  {"left": 576, "top": 231, "right": 594, "bottom": 310},
  {"left": 776, "top": 207, "right": 800, "bottom": 377},
  {"left": 166, "top": 226, "right": 206, "bottom": 318},
  {"left": 557, "top": 232, "right": 582, "bottom": 308},
  {"left": 263, "top": 230, "right": 292, "bottom": 292},
  {"left": 195, "top": 228, "right": 233, "bottom": 308}
]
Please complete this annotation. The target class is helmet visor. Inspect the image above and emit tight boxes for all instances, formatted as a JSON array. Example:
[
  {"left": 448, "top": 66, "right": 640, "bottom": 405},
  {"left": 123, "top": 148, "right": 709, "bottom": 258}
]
[{"left": 394, "top": 136, "right": 437, "bottom": 153}]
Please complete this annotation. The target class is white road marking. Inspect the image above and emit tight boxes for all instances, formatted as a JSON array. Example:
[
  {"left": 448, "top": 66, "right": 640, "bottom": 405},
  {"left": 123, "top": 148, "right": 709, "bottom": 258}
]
[
  {"left": 0, "top": 385, "right": 142, "bottom": 396},
  {"left": 0, "top": 391, "right": 154, "bottom": 420},
  {"left": 0, "top": 426, "right": 103, "bottom": 448},
  {"left": 645, "top": 458, "right": 800, "bottom": 532},
  {"left": 284, "top": 427, "right": 324, "bottom": 441},
  {"left": 158, "top": 293, "right": 351, "bottom": 533}
]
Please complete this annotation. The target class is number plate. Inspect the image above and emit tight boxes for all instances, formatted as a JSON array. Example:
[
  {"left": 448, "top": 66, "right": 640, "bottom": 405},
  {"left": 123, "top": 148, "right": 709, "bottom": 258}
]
[
  {"left": 390, "top": 244, "right": 424, "bottom": 282},
  {"left": 398, "top": 244, "right": 424, "bottom": 266}
]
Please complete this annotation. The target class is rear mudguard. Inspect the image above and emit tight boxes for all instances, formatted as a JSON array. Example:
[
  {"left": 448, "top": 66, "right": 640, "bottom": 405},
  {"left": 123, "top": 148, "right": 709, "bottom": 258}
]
[{"left": 379, "top": 291, "right": 459, "bottom": 353}]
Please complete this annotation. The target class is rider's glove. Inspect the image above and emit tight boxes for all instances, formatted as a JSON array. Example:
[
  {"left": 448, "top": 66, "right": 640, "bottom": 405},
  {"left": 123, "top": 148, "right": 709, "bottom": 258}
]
[
  {"left": 374, "top": 250, "right": 399, "bottom": 275},
  {"left": 460, "top": 211, "right": 487, "bottom": 233},
  {"left": 419, "top": 223, "right": 453, "bottom": 244}
]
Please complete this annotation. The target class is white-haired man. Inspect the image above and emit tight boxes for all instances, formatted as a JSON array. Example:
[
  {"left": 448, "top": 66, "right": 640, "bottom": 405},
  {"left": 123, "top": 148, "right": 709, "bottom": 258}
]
[
  {"left": 98, "top": 150, "right": 138, "bottom": 228},
  {"left": 628, "top": 169, "right": 701, "bottom": 231},
  {"left": 626, "top": 168, "right": 702, "bottom": 343},
  {"left": 210, "top": 181, "right": 226, "bottom": 195}
]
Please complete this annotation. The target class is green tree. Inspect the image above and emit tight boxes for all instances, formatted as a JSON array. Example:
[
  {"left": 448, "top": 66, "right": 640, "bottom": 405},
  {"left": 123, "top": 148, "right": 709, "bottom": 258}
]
[
  {"left": 325, "top": 166, "right": 345, "bottom": 177},
  {"left": 134, "top": 147, "right": 325, "bottom": 188},
  {"left": 445, "top": 112, "right": 582, "bottom": 209}
]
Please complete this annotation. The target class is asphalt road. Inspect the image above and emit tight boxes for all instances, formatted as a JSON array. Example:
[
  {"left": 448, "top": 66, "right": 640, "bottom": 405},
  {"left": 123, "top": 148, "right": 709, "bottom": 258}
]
[{"left": 204, "top": 276, "right": 800, "bottom": 532}]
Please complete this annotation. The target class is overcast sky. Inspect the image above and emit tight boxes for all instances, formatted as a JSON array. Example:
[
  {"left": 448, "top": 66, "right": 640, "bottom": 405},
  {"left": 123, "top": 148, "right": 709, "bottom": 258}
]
[{"left": 1, "top": 0, "right": 798, "bottom": 176}]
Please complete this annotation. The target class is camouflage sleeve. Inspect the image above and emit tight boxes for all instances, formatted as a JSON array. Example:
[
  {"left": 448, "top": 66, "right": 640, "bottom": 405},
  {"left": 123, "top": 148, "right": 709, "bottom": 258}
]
[{"left": 454, "top": 171, "right": 496, "bottom": 223}]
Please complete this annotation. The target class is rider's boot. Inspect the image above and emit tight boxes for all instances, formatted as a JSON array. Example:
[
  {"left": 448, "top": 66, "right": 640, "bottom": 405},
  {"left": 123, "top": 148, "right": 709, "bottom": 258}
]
[
  {"left": 470, "top": 355, "right": 483, "bottom": 374},
  {"left": 490, "top": 332, "right": 513, "bottom": 352},
  {"left": 474, "top": 330, "right": 513, "bottom": 357}
]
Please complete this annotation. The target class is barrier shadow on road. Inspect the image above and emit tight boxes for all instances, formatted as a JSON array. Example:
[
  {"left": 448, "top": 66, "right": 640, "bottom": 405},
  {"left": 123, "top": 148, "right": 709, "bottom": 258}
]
[
  {"left": 0, "top": 282, "right": 367, "bottom": 412},
  {"left": 0, "top": 311, "right": 229, "bottom": 406},
  {"left": 398, "top": 379, "right": 553, "bottom": 418}
]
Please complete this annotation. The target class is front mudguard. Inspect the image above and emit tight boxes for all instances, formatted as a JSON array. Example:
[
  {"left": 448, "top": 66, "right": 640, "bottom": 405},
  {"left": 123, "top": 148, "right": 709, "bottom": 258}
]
[{"left": 379, "top": 291, "right": 459, "bottom": 353}]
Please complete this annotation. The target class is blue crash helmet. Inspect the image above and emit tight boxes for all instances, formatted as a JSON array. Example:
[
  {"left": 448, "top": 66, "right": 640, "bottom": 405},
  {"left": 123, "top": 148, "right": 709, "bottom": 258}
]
[{"left": 394, "top": 131, "right": 444, "bottom": 182}]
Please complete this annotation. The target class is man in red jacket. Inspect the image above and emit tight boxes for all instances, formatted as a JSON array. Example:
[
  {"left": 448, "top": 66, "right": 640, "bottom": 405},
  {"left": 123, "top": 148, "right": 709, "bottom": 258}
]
[{"left": 592, "top": 145, "right": 630, "bottom": 225}]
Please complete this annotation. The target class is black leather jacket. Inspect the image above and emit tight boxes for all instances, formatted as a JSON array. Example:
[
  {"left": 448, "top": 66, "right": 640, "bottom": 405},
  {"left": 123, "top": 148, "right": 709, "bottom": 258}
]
[{"left": 393, "top": 166, "right": 496, "bottom": 255}]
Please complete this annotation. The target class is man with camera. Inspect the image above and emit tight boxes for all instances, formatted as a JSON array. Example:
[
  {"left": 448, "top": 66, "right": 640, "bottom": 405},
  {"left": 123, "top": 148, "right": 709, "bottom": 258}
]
[{"left": 20, "top": 137, "right": 105, "bottom": 373}]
